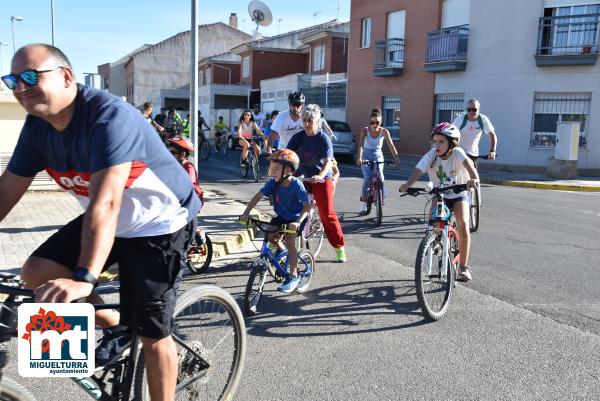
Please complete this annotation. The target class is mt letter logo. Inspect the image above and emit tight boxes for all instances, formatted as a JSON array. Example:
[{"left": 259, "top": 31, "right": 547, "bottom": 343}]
[{"left": 18, "top": 303, "right": 95, "bottom": 377}]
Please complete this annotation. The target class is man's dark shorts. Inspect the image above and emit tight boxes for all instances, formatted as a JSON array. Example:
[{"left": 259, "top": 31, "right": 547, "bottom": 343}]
[
  {"left": 31, "top": 214, "right": 192, "bottom": 339},
  {"left": 466, "top": 154, "right": 479, "bottom": 169}
]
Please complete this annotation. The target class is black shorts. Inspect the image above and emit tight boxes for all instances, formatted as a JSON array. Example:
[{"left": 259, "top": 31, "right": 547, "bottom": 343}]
[
  {"left": 31, "top": 214, "right": 192, "bottom": 339},
  {"left": 269, "top": 215, "right": 308, "bottom": 235}
]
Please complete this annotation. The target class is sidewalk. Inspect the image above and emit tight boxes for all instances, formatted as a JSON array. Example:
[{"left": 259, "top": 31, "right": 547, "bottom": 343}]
[
  {"left": 399, "top": 154, "right": 600, "bottom": 192},
  {"left": 0, "top": 190, "right": 261, "bottom": 271}
]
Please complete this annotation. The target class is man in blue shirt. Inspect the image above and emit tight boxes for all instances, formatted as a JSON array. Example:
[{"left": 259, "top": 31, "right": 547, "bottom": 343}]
[{"left": 0, "top": 44, "right": 201, "bottom": 400}]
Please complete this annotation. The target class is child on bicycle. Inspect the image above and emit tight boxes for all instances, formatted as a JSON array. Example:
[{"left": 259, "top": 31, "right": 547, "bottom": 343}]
[
  {"left": 166, "top": 135, "right": 204, "bottom": 205},
  {"left": 240, "top": 149, "right": 311, "bottom": 293},
  {"left": 400, "top": 122, "right": 479, "bottom": 282}
]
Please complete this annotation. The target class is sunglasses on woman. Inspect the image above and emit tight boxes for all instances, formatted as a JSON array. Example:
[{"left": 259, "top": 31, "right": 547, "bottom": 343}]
[
  {"left": 370, "top": 120, "right": 381, "bottom": 126},
  {"left": 1, "top": 67, "right": 64, "bottom": 90}
]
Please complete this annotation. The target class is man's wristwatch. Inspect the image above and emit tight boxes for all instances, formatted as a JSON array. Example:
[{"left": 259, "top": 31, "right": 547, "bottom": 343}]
[{"left": 72, "top": 268, "right": 98, "bottom": 287}]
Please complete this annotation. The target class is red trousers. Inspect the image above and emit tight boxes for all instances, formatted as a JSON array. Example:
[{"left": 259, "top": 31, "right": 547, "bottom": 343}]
[{"left": 310, "top": 179, "right": 346, "bottom": 249}]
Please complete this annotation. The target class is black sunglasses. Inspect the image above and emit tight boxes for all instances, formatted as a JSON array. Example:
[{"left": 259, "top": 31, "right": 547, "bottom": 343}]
[
  {"left": 466, "top": 108, "right": 478, "bottom": 112},
  {"left": 1, "top": 67, "right": 64, "bottom": 90},
  {"left": 370, "top": 120, "right": 381, "bottom": 125}
]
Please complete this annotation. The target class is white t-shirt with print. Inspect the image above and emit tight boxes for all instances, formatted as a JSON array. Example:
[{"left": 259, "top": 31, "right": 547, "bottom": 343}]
[
  {"left": 252, "top": 111, "right": 265, "bottom": 128},
  {"left": 270, "top": 109, "right": 304, "bottom": 148},
  {"left": 415, "top": 147, "right": 469, "bottom": 199},
  {"left": 452, "top": 113, "right": 495, "bottom": 157}
]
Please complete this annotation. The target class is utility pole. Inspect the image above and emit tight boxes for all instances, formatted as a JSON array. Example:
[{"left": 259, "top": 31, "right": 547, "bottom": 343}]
[{"left": 51, "top": 0, "right": 55, "bottom": 45}]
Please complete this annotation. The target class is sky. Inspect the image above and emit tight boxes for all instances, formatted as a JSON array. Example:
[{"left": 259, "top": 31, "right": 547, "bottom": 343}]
[{"left": 0, "top": 0, "right": 351, "bottom": 82}]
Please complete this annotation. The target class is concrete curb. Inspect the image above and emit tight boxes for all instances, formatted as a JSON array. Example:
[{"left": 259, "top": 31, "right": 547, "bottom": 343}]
[{"left": 481, "top": 178, "right": 600, "bottom": 192}]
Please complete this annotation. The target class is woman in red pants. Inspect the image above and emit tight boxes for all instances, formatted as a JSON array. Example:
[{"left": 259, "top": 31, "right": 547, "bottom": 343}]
[{"left": 287, "top": 104, "right": 346, "bottom": 262}]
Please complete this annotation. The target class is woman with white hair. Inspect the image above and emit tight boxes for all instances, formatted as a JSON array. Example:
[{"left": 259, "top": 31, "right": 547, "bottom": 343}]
[{"left": 286, "top": 104, "right": 347, "bottom": 262}]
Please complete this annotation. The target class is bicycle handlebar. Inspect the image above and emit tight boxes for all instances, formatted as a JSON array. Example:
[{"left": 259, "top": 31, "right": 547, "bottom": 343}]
[
  {"left": 360, "top": 160, "right": 396, "bottom": 166},
  {"left": 472, "top": 153, "right": 499, "bottom": 160},
  {"left": 400, "top": 183, "right": 470, "bottom": 197},
  {"left": 239, "top": 217, "right": 298, "bottom": 235}
]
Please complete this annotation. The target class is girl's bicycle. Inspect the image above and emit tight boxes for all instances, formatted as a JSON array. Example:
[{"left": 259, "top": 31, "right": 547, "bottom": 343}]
[
  {"left": 0, "top": 272, "right": 246, "bottom": 401},
  {"left": 361, "top": 160, "right": 395, "bottom": 226},
  {"left": 401, "top": 183, "right": 469, "bottom": 321},
  {"left": 239, "top": 136, "right": 262, "bottom": 183},
  {"left": 240, "top": 217, "right": 315, "bottom": 316}
]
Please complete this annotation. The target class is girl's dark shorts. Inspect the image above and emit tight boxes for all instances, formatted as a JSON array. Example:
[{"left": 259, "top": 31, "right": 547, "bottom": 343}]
[{"left": 31, "top": 214, "right": 192, "bottom": 339}]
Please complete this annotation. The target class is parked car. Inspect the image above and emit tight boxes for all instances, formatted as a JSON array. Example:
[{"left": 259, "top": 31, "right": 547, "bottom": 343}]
[{"left": 327, "top": 120, "right": 357, "bottom": 162}]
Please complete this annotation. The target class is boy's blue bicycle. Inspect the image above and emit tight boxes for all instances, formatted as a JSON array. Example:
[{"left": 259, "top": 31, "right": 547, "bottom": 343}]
[{"left": 240, "top": 217, "right": 315, "bottom": 316}]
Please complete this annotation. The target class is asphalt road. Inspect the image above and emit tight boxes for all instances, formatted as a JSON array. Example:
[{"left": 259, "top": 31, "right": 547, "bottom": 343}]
[
  {"left": 197, "top": 150, "right": 600, "bottom": 336},
  {"left": 2, "top": 149, "right": 598, "bottom": 400}
]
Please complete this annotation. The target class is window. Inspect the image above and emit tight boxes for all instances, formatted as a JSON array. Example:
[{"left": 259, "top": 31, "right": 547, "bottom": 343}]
[
  {"left": 530, "top": 92, "right": 591, "bottom": 148},
  {"left": 205, "top": 68, "right": 212, "bottom": 85},
  {"left": 382, "top": 96, "right": 401, "bottom": 140},
  {"left": 361, "top": 17, "right": 371, "bottom": 48},
  {"left": 541, "top": 4, "right": 600, "bottom": 54},
  {"left": 435, "top": 94, "right": 464, "bottom": 124},
  {"left": 314, "top": 45, "right": 325, "bottom": 71},
  {"left": 242, "top": 56, "right": 250, "bottom": 78}
]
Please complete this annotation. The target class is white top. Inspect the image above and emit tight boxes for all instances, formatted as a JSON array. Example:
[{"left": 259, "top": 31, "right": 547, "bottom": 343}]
[
  {"left": 252, "top": 111, "right": 265, "bottom": 128},
  {"left": 415, "top": 147, "right": 469, "bottom": 199},
  {"left": 363, "top": 127, "right": 384, "bottom": 150},
  {"left": 270, "top": 109, "right": 304, "bottom": 148},
  {"left": 452, "top": 113, "right": 495, "bottom": 156}
]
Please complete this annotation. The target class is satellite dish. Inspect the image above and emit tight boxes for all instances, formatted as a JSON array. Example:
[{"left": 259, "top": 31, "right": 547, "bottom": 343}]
[{"left": 248, "top": 0, "right": 273, "bottom": 28}]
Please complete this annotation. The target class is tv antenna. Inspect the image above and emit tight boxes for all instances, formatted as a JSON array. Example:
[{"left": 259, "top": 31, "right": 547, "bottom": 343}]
[
  {"left": 248, "top": 0, "right": 273, "bottom": 40},
  {"left": 313, "top": 10, "right": 322, "bottom": 25}
]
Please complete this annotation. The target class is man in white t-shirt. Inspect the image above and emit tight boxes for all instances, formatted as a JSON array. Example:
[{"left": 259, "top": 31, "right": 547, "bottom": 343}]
[
  {"left": 267, "top": 92, "right": 305, "bottom": 150},
  {"left": 451, "top": 98, "right": 498, "bottom": 167},
  {"left": 252, "top": 103, "right": 266, "bottom": 129}
]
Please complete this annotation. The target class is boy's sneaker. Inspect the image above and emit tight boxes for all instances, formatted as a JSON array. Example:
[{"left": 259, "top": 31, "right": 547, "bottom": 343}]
[
  {"left": 277, "top": 275, "right": 301, "bottom": 293},
  {"left": 335, "top": 247, "right": 347, "bottom": 263},
  {"left": 95, "top": 327, "right": 132, "bottom": 367},
  {"left": 456, "top": 266, "right": 472, "bottom": 282}
]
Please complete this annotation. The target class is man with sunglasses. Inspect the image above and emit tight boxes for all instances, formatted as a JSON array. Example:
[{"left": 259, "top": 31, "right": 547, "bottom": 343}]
[
  {"left": 452, "top": 98, "right": 498, "bottom": 167},
  {"left": 0, "top": 44, "right": 201, "bottom": 401},
  {"left": 266, "top": 91, "right": 305, "bottom": 151}
]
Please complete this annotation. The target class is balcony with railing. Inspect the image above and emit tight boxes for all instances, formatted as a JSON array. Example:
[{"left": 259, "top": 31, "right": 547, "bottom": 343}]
[
  {"left": 535, "top": 13, "right": 600, "bottom": 66},
  {"left": 373, "top": 38, "right": 404, "bottom": 77},
  {"left": 424, "top": 25, "right": 469, "bottom": 72}
]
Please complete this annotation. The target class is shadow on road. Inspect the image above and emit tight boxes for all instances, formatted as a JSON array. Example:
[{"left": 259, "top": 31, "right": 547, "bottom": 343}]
[{"left": 244, "top": 279, "right": 430, "bottom": 338}]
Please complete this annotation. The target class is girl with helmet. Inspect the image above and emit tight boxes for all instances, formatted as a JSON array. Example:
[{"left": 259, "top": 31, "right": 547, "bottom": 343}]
[
  {"left": 240, "top": 148, "right": 311, "bottom": 293},
  {"left": 165, "top": 135, "right": 204, "bottom": 204},
  {"left": 400, "top": 122, "right": 479, "bottom": 282}
]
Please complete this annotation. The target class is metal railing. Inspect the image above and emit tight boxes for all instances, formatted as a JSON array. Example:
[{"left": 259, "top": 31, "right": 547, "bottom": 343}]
[
  {"left": 425, "top": 25, "right": 469, "bottom": 63},
  {"left": 301, "top": 82, "right": 347, "bottom": 108},
  {"left": 374, "top": 38, "right": 405, "bottom": 69},
  {"left": 537, "top": 13, "right": 600, "bottom": 55}
]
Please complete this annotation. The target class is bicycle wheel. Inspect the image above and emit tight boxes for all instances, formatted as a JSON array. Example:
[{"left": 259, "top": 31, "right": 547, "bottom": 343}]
[
  {"left": 295, "top": 250, "right": 315, "bottom": 294},
  {"left": 244, "top": 257, "right": 269, "bottom": 316},
  {"left": 414, "top": 231, "right": 454, "bottom": 321},
  {"left": 305, "top": 211, "right": 324, "bottom": 259},
  {"left": 239, "top": 153, "right": 249, "bottom": 178},
  {"left": 200, "top": 139, "right": 211, "bottom": 160},
  {"left": 220, "top": 138, "right": 228, "bottom": 155},
  {"left": 376, "top": 183, "right": 383, "bottom": 227},
  {"left": 469, "top": 187, "right": 480, "bottom": 233},
  {"left": 186, "top": 233, "right": 213, "bottom": 275},
  {"left": 0, "top": 377, "right": 36, "bottom": 401},
  {"left": 252, "top": 154, "right": 260, "bottom": 182},
  {"left": 134, "top": 285, "right": 246, "bottom": 401}
]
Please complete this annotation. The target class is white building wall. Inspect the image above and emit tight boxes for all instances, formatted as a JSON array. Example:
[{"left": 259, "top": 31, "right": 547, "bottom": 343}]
[
  {"left": 435, "top": 0, "right": 600, "bottom": 169},
  {"left": 131, "top": 24, "right": 251, "bottom": 108}
]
